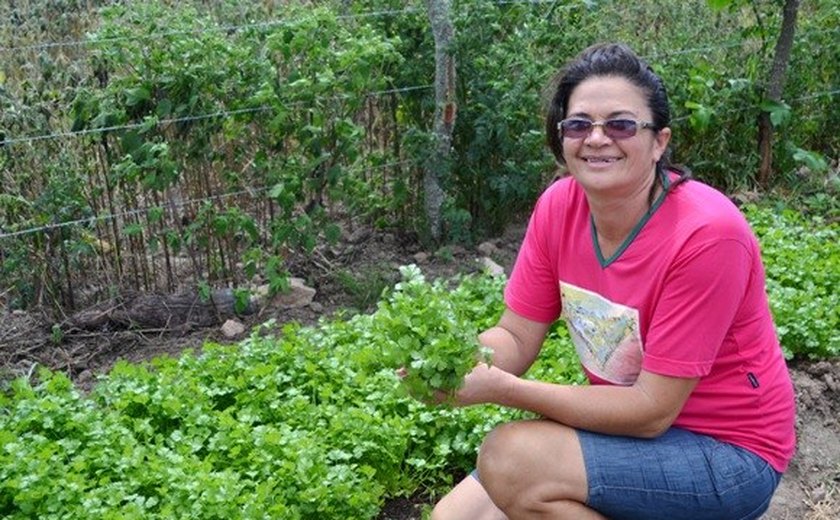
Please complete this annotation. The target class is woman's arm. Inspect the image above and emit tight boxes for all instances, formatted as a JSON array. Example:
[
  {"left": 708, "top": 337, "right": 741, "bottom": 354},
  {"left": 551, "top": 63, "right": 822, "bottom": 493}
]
[
  {"left": 460, "top": 309, "right": 698, "bottom": 438},
  {"left": 502, "top": 370, "right": 696, "bottom": 437},
  {"left": 477, "top": 308, "right": 552, "bottom": 377},
  {"left": 459, "top": 362, "right": 696, "bottom": 438}
]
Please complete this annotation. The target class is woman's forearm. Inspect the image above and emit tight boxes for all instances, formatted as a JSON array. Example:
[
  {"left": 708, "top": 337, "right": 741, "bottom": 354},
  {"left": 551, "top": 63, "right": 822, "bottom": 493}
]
[
  {"left": 477, "top": 309, "right": 551, "bottom": 377},
  {"left": 470, "top": 367, "right": 697, "bottom": 438},
  {"left": 478, "top": 325, "right": 541, "bottom": 377}
]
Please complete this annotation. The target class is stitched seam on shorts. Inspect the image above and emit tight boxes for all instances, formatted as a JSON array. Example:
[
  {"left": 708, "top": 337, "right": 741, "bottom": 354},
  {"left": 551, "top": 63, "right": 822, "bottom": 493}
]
[
  {"left": 718, "top": 458, "right": 775, "bottom": 496},
  {"left": 588, "top": 471, "right": 771, "bottom": 500}
]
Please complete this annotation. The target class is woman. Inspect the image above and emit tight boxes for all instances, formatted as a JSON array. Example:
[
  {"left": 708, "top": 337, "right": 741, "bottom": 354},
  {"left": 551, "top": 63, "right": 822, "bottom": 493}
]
[{"left": 429, "top": 43, "right": 796, "bottom": 520}]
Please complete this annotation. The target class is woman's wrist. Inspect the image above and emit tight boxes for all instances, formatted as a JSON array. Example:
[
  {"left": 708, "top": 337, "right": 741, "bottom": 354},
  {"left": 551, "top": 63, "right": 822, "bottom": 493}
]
[{"left": 491, "top": 366, "right": 519, "bottom": 406}]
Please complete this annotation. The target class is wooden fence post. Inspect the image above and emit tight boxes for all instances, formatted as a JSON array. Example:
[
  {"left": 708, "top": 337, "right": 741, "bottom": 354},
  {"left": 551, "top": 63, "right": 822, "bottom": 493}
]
[{"left": 425, "top": 0, "right": 456, "bottom": 242}]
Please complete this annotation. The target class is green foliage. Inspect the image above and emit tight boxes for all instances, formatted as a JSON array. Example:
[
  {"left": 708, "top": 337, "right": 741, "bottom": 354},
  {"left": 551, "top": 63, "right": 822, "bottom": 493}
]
[
  {"left": 253, "top": 4, "right": 402, "bottom": 246},
  {"left": 761, "top": 99, "right": 792, "bottom": 128},
  {"left": 443, "top": 2, "right": 561, "bottom": 238},
  {"left": 375, "top": 265, "right": 493, "bottom": 402},
  {"left": 745, "top": 204, "right": 840, "bottom": 359},
  {"left": 790, "top": 146, "right": 829, "bottom": 175},
  {"left": 0, "top": 271, "right": 583, "bottom": 518},
  {"left": 2, "top": 0, "right": 838, "bottom": 317}
]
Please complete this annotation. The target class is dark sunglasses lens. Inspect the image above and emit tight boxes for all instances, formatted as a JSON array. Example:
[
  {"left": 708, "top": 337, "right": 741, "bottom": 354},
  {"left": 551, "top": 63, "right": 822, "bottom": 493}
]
[
  {"left": 562, "top": 120, "right": 592, "bottom": 138},
  {"left": 604, "top": 119, "right": 638, "bottom": 138}
]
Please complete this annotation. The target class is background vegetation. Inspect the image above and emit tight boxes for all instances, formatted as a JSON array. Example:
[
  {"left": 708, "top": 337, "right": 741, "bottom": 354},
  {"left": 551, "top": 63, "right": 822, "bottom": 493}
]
[{"left": 1, "top": 0, "right": 837, "bottom": 322}]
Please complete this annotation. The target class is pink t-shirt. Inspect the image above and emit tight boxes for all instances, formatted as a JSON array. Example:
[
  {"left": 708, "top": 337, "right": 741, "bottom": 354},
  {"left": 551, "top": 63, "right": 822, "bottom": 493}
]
[{"left": 505, "top": 174, "right": 796, "bottom": 472}]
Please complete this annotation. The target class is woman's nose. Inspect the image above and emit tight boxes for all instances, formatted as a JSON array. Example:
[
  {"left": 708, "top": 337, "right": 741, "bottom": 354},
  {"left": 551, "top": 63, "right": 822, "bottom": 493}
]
[{"left": 584, "top": 124, "right": 610, "bottom": 144}]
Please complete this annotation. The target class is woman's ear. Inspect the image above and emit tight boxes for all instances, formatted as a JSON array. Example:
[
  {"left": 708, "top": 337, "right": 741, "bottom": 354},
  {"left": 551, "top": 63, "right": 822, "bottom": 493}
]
[{"left": 652, "top": 127, "right": 672, "bottom": 162}]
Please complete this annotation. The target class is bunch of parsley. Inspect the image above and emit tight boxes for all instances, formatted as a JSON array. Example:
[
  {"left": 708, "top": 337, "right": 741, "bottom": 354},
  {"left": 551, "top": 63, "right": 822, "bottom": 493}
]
[{"left": 376, "top": 265, "right": 492, "bottom": 404}]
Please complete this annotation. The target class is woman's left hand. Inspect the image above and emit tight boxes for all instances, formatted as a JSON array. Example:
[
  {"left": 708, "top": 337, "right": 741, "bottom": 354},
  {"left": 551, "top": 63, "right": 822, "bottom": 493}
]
[{"left": 453, "top": 363, "right": 515, "bottom": 407}]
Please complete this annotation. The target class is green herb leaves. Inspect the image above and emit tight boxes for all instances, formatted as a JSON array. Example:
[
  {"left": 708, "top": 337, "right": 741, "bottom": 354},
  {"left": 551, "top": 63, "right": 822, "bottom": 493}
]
[
  {"left": 376, "top": 265, "right": 492, "bottom": 403},
  {"left": 1, "top": 271, "right": 550, "bottom": 518}
]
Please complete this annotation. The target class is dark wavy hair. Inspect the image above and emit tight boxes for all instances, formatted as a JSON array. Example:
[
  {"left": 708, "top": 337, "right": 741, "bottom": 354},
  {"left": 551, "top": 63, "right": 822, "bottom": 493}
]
[{"left": 545, "top": 43, "right": 690, "bottom": 200}]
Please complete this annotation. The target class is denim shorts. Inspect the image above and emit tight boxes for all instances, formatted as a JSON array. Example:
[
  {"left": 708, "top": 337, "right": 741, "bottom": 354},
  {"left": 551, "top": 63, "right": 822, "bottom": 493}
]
[
  {"left": 471, "top": 427, "right": 781, "bottom": 520},
  {"left": 578, "top": 427, "right": 782, "bottom": 520}
]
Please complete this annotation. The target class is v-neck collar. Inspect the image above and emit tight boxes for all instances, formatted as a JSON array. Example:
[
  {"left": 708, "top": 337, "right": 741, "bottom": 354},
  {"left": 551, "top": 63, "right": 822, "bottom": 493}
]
[{"left": 591, "top": 173, "right": 672, "bottom": 268}]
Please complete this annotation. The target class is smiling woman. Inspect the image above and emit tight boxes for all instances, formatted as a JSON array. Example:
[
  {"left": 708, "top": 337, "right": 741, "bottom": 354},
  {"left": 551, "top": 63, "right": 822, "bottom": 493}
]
[
  {"left": 557, "top": 75, "right": 672, "bottom": 258},
  {"left": 429, "top": 43, "right": 796, "bottom": 520}
]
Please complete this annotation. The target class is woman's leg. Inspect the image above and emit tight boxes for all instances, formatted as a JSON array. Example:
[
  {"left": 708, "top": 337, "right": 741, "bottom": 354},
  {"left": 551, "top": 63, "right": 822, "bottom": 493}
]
[
  {"left": 431, "top": 419, "right": 605, "bottom": 520},
  {"left": 477, "top": 419, "right": 607, "bottom": 519},
  {"left": 432, "top": 419, "right": 779, "bottom": 520},
  {"left": 429, "top": 474, "right": 507, "bottom": 520}
]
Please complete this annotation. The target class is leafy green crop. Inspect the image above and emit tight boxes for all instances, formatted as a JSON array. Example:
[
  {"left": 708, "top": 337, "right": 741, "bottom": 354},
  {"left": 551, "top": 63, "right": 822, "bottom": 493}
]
[
  {"left": 745, "top": 204, "right": 840, "bottom": 359},
  {"left": 2, "top": 204, "right": 834, "bottom": 517},
  {"left": 374, "top": 265, "right": 492, "bottom": 403},
  {"left": 0, "top": 270, "right": 582, "bottom": 518}
]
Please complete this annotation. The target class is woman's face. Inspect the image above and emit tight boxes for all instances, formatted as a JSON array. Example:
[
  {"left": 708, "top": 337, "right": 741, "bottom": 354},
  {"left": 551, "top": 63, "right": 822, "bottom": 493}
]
[{"left": 562, "top": 75, "right": 671, "bottom": 199}]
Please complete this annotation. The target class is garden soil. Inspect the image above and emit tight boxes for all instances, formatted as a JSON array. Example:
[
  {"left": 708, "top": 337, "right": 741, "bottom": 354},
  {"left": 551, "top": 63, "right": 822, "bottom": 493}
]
[{"left": 1, "top": 221, "right": 838, "bottom": 519}]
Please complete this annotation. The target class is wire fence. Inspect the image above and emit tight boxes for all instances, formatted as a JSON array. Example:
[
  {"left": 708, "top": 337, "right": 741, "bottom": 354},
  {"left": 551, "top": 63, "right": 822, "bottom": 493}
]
[
  {"left": 2, "top": 80, "right": 836, "bottom": 239},
  {"left": 1, "top": 0, "right": 836, "bottom": 312},
  {"left": 0, "top": 85, "right": 434, "bottom": 147},
  {"left": 3, "top": 80, "right": 836, "bottom": 255},
  {"left": 0, "top": 159, "right": 419, "bottom": 240},
  {"left": 3, "top": 82, "right": 836, "bottom": 148}
]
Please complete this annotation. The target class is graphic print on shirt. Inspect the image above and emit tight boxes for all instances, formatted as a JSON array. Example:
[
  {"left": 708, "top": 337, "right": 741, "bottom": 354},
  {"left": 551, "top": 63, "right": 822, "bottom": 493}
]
[{"left": 559, "top": 282, "right": 643, "bottom": 385}]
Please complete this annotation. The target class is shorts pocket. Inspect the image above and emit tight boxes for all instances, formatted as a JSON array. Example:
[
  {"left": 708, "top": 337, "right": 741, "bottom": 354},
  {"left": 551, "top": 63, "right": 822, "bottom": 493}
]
[{"left": 709, "top": 442, "right": 751, "bottom": 493}]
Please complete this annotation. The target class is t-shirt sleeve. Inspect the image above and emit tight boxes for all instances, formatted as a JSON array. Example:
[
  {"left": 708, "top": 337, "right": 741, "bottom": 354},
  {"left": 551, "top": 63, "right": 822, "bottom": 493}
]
[
  {"left": 642, "top": 237, "right": 753, "bottom": 378},
  {"left": 504, "top": 191, "right": 563, "bottom": 324}
]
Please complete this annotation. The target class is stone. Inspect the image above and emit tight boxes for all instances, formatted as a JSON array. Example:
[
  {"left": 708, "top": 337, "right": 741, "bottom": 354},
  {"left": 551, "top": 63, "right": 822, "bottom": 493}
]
[
  {"left": 413, "top": 252, "right": 430, "bottom": 264},
  {"left": 478, "top": 257, "right": 505, "bottom": 277},
  {"left": 273, "top": 278, "right": 316, "bottom": 308},
  {"left": 253, "top": 284, "right": 271, "bottom": 300},
  {"left": 221, "top": 319, "right": 246, "bottom": 338},
  {"left": 477, "top": 241, "right": 499, "bottom": 257}
]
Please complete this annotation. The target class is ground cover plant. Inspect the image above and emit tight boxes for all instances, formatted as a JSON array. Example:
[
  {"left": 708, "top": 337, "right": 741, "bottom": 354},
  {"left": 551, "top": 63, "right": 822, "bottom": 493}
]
[
  {"left": 744, "top": 204, "right": 840, "bottom": 359},
  {"left": 1, "top": 204, "right": 838, "bottom": 518},
  {"left": 0, "top": 272, "right": 583, "bottom": 518}
]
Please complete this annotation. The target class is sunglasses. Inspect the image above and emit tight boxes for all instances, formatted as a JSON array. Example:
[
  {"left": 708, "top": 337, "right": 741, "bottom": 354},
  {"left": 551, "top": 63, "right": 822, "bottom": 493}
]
[{"left": 558, "top": 118, "right": 656, "bottom": 140}]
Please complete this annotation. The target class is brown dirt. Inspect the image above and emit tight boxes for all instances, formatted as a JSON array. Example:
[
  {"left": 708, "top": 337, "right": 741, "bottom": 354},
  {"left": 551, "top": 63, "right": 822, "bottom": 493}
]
[{"left": 1, "top": 222, "right": 837, "bottom": 519}]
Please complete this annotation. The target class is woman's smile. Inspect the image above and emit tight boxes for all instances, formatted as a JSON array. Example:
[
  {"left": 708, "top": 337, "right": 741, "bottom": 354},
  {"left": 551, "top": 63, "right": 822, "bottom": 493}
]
[{"left": 582, "top": 156, "right": 622, "bottom": 166}]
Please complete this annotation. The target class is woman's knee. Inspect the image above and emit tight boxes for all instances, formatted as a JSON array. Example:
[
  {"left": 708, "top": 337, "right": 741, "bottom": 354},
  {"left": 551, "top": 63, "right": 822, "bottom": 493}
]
[
  {"left": 477, "top": 422, "right": 543, "bottom": 505},
  {"left": 478, "top": 422, "right": 535, "bottom": 478},
  {"left": 477, "top": 420, "right": 587, "bottom": 510},
  {"left": 429, "top": 501, "right": 451, "bottom": 520}
]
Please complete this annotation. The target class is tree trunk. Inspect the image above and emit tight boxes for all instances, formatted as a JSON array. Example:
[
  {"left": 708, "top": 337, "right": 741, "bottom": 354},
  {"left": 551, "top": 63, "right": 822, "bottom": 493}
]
[
  {"left": 757, "top": 0, "right": 800, "bottom": 187},
  {"left": 425, "top": 0, "right": 456, "bottom": 242}
]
